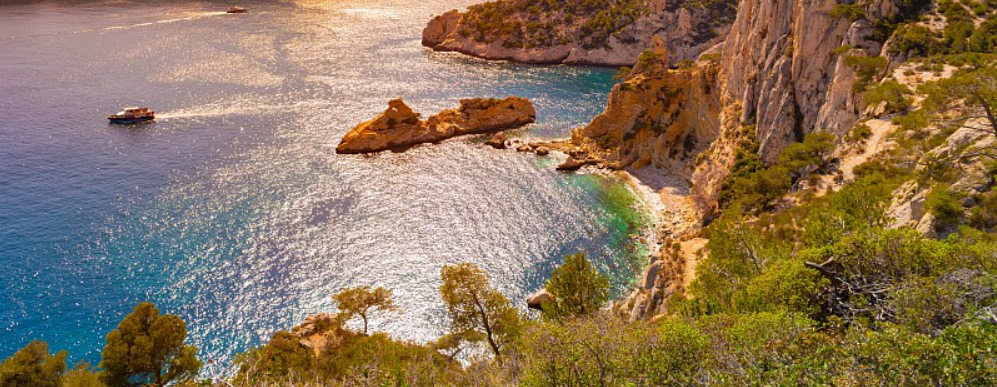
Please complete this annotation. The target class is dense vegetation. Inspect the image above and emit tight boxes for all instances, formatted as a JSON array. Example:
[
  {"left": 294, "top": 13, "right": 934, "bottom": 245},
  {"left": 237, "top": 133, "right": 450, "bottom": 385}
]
[
  {"left": 1, "top": 303, "right": 199, "bottom": 387},
  {"left": 884, "top": 0, "right": 997, "bottom": 57},
  {"left": 459, "top": 0, "right": 650, "bottom": 49},
  {"left": 455, "top": 0, "right": 736, "bottom": 50}
]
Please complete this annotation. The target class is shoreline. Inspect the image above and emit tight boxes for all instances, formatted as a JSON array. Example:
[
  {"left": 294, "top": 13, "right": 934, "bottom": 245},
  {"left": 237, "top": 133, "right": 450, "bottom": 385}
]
[
  {"left": 504, "top": 133, "right": 698, "bottom": 271},
  {"left": 533, "top": 142, "right": 700, "bottom": 298}
]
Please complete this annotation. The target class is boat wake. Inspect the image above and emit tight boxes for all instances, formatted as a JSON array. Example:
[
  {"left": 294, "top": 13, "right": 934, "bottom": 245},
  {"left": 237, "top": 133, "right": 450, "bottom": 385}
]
[
  {"left": 102, "top": 11, "right": 228, "bottom": 32},
  {"left": 156, "top": 100, "right": 331, "bottom": 121}
]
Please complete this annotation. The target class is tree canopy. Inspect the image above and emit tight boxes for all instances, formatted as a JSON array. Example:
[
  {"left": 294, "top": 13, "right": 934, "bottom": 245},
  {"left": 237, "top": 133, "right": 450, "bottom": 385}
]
[
  {"left": 99, "top": 302, "right": 201, "bottom": 387},
  {"left": 542, "top": 252, "right": 610, "bottom": 320},
  {"left": 332, "top": 286, "right": 397, "bottom": 334},
  {"left": 0, "top": 341, "right": 66, "bottom": 387},
  {"left": 439, "top": 263, "right": 522, "bottom": 360}
]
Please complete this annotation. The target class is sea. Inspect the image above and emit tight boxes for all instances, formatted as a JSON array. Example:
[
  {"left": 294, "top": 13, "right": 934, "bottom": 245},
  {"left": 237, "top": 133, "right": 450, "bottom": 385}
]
[{"left": 0, "top": 0, "right": 650, "bottom": 374}]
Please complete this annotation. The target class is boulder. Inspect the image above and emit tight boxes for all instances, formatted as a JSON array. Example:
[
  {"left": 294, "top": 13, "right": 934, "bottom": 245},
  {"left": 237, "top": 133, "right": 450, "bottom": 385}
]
[
  {"left": 556, "top": 157, "right": 585, "bottom": 171},
  {"left": 292, "top": 313, "right": 338, "bottom": 337},
  {"left": 535, "top": 146, "right": 550, "bottom": 156},
  {"left": 556, "top": 156, "right": 599, "bottom": 171},
  {"left": 526, "top": 288, "right": 553, "bottom": 310},
  {"left": 485, "top": 132, "right": 508, "bottom": 149},
  {"left": 337, "top": 97, "right": 536, "bottom": 154}
]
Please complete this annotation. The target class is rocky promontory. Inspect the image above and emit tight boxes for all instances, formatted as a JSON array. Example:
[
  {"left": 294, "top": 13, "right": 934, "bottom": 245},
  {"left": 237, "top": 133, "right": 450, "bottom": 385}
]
[
  {"left": 336, "top": 96, "right": 536, "bottom": 154},
  {"left": 422, "top": 0, "right": 736, "bottom": 66}
]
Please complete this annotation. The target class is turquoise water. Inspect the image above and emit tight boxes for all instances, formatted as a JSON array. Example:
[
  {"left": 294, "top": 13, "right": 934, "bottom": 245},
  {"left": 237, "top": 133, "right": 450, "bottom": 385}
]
[{"left": 0, "top": 0, "right": 648, "bottom": 373}]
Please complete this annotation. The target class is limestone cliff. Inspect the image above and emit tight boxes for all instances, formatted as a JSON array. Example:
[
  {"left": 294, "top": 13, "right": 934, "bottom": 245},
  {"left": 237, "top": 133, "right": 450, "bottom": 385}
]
[
  {"left": 565, "top": 0, "right": 917, "bottom": 319},
  {"left": 689, "top": 0, "right": 899, "bottom": 216},
  {"left": 336, "top": 97, "right": 535, "bottom": 154},
  {"left": 423, "top": 0, "right": 736, "bottom": 66},
  {"left": 555, "top": 0, "right": 903, "bottom": 216}
]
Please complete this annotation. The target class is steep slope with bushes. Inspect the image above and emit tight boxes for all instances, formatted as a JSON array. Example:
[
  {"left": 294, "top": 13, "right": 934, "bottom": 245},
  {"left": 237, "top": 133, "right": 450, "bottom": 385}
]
[{"left": 423, "top": 0, "right": 737, "bottom": 65}]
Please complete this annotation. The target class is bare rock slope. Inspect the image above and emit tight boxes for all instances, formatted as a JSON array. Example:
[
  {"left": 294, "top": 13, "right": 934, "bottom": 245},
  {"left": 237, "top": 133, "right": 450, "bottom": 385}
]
[{"left": 571, "top": 51, "right": 722, "bottom": 178}]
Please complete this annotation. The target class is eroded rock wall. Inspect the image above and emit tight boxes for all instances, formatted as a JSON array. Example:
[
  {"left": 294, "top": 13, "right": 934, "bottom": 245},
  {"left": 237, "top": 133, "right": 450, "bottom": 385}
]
[
  {"left": 572, "top": 58, "right": 722, "bottom": 178},
  {"left": 690, "top": 0, "right": 899, "bottom": 216}
]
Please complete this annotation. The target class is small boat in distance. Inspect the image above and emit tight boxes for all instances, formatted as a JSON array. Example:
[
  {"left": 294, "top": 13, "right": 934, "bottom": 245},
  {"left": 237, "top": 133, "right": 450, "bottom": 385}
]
[
  {"left": 107, "top": 107, "right": 155, "bottom": 124},
  {"left": 226, "top": 7, "right": 247, "bottom": 13}
]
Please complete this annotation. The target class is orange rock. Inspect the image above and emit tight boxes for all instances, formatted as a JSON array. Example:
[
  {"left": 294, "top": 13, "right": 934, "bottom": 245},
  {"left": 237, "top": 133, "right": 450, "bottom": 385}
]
[{"left": 336, "top": 96, "right": 535, "bottom": 154}]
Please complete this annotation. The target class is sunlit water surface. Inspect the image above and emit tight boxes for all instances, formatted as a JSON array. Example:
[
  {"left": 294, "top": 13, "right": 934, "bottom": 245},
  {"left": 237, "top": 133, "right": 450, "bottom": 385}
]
[{"left": 0, "top": 0, "right": 651, "bottom": 373}]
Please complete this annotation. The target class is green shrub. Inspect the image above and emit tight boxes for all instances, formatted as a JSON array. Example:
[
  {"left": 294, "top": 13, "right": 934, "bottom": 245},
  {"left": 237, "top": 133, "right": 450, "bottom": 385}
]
[
  {"left": 634, "top": 49, "right": 663, "bottom": 71},
  {"left": 612, "top": 66, "right": 631, "bottom": 81},
  {"left": 887, "top": 24, "right": 944, "bottom": 58},
  {"left": 834, "top": 44, "right": 854, "bottom": 55},
  {"left": 863, "top": 79, "right": 913, "bottom": 113},
  {"left": 519, "top": 316, "right": 709, "bottom": 386},
  {"left": 844, "top": 55, "right": 888, "bottom": 92},
  {"left": 847, "top": 122, "right": 874, "bottom": 142},
  {"left": 927, "top": 184, "right": 964, "bottom": 230},
  {"left": 969, "top": 16, "right": 997, "bottom": 52},
  {"left": 970, "top": 187, "right": 997, "bottom": 230},
  {"left": 737, "top": 258, "right": 829, "bottom": 318},
  {"left": 969, "top": 0, "right": 991, "bottom": 15},
  {"left": 829, "top": 3, "right": 866, "bottom": 21}
]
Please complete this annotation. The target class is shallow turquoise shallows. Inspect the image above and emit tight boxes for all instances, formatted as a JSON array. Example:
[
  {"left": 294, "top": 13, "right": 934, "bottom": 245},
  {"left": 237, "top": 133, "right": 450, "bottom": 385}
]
[{"left": 0, "top": 0, "right": 650, "bottom": 374}]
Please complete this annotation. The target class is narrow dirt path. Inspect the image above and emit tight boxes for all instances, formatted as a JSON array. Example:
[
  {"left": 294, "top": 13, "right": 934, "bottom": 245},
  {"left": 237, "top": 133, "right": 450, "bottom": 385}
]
[{"left": 840, "top": 118, "right": 895, "bottom": 182}]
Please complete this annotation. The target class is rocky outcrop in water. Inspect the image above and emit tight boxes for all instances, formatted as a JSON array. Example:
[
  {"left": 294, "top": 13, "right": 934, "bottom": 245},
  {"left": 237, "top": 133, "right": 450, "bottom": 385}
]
[
  {"left": 336, "top": 97, "right": 536, "bottom": 154},
  {"left": 422, "top": 0, "right": 736, "bottom": 66}
]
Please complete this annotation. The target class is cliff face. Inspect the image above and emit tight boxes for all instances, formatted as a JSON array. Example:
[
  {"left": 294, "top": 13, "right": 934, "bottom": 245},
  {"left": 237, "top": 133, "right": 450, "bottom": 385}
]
[
  {"left": 565, "top": 0, "right": 900, "bottom": 216},
  {"left": 689, "top": 0, "right": 898, "bottom": 215},
  {"left": 423, "top": 0, "right": 736, "bottom": 66}
]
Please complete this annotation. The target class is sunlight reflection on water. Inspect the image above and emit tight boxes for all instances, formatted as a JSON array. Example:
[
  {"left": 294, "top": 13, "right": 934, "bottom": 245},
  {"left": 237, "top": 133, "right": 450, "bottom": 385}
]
[{"left": 0, "top": 0, "right": 651, "bottom": 375}]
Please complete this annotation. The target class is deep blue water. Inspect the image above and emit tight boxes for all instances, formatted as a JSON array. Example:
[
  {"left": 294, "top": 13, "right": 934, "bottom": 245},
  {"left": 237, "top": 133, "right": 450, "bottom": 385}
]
[{"left": 0, "top": 0, "right": 649, "bottom": 373}]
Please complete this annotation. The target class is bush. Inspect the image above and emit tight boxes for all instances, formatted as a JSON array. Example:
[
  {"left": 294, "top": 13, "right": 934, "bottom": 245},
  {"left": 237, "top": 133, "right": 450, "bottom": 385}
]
[
  {"left": 927, "top": 184, "right": 963, "bottom": 230},
  {"left": 969, "top": 16, "right": 997, "bottom": 52},
  {"left": 844, "top": 55, "right": 888, "bottom": 92},
  {"left": 970, "top": 187, "right": 997, "bottom": 230},
  {"left": 829, "top": 3, "right": 866, "bottom": 21},
  {"left": 519, "top": 316, "right": 709, "bottom": 386},
  {"left": 692, "top": 206, "right": 791, "bottom": 310},
  {"left": 737, "top": 258, "right": 829, "bottom": 318},
  {"left": 863, "top": 79, "right": 913, "bottom": 113},
  {"left": 718, "top": 132, "right": 835, "bottom": 213},
  {"left": 846, "top": 122, "right": 873, "bottom": 142},
  {"left": 887, "top": 24, "right": 944, "bottom": 58},
  {"left": 778, "top": 132, "right": 836, "bottom": 178},
  {"left": 889, "top": 273, "right": 997, "bottom": 335}
]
